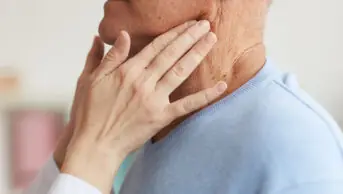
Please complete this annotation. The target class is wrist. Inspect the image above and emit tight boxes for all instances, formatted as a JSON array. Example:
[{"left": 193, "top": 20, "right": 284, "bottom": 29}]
[
  {"left": 61, "top": 137, "right": 124, "bottom": 194},
  {"left": 53, "top": 148, "right": 65, "bottom": 170},
  {"left": 54, "top": 123, "right": 73, "bottom": 170}
]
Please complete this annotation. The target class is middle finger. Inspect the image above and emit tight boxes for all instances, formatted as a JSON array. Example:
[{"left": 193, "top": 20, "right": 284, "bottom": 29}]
[
  {"left": 156, "top": 31, "right": 217, "bottom": 95},
  {"left": 146, "top": 20, "right": 211, "bottom": 84}
]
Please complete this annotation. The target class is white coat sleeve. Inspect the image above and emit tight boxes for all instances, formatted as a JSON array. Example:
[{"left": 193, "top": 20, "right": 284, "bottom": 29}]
[
  {"left": 23, "top": 156, "right": 102, "bottom": 194},
  {"left": 23, "top": 157, "right": 60, "bottom": 194},
  {"left": 47, "top": 174, "right": 102, "bottom": 194}
]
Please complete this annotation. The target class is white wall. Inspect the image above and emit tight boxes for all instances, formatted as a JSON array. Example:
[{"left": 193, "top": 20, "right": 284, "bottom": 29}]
[
  {"left": 0, "top": 0, "right": 343, "bottom": 191},
  {"left": 1, "top": 0, "right": 105, "bottom": 192},
  {"left": 265, "top": 0, "right": 343, "bottom": 125},
  {"left": 1, "top": 0, "right": 105, "bottom": 103}
]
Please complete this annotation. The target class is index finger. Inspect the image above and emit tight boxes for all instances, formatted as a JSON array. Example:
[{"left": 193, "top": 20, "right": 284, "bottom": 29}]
[{"left": 130, "top": 20, "right": 197, "bottom": 68}]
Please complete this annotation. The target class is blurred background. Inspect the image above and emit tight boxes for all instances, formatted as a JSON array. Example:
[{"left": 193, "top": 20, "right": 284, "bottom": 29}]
[{"left": 0, "top": 0, "right": 342, "bottom": 193}]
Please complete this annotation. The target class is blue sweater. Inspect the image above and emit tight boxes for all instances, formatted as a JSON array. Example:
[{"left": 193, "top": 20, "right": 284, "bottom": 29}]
[{"left": 119, "top": 60, "right": 343, "bottom": 194}]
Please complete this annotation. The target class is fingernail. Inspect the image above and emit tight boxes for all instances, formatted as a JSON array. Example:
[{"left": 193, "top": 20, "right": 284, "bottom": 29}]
[
  {"left": 216, "top": 81, "right": 227, "bottom": 93},
  {"left": 206, "top": 32, "right": 217, "bottom": 44},
  {"left": 198, "top": 20, "right": 210, "bottom": 28}
]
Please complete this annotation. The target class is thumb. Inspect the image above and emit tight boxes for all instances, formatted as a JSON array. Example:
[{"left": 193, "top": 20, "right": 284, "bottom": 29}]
[
  {"left": 102, "top": 30, "right": 131, "bottom": 69},
  {"left": 92, "top": 31, "right": 131, "bottom": 84}
]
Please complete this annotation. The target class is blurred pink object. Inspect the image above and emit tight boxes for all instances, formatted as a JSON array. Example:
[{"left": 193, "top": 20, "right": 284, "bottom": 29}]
[{"left": 10, "top": 109, "right": 64, "bottom": 189}]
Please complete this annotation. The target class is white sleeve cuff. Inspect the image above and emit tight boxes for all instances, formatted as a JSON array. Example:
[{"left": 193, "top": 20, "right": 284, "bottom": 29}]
[
  {"left": 24, "top": 156, "right": 60, "bottom": 194},
  {"left": 40, "top": 156, "right": 61, "bottom": 185},
  {"left": 48, "top": 174, "right": 101, "bottom": 194}
]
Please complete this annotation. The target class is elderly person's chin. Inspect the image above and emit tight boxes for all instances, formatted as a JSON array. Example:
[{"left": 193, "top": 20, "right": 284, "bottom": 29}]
[
  {"left": 98, "top": 0, "right": 201, "bottom": 54},
  {"left": 98, "top": 19, "right": 122, "bottom": 45},
  {"left": 98, "top": 19, "right": 156, "bottom": 56}
]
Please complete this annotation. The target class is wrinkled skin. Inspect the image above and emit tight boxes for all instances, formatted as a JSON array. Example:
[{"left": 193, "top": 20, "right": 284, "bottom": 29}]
[
  {"left": 99, "top": 0, "right": 212, "bottom": 55},
  {"left": 99, "top": 0, "right": 270, "bottom": 141}
]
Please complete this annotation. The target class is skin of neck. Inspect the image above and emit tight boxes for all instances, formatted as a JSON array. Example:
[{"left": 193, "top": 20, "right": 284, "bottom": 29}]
[{"left": 152, "top": 0, "right": 269, "bottom": 142}]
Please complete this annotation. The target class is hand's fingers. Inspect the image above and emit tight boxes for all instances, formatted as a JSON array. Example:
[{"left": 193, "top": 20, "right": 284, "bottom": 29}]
[
  {"left": 130, "top": 20, "right": 197, "bottom": 70},
  {"left": 102, "top": 31, "right": 131, "bottom": 67},
  {"left": 116, "top": 21, "right": 197, "bottom": 87},
  {"left": 83, "top": 36, "right": 104, "bottom": 75},
  {"left": 146, "top": 20, "right": 211, "bottom": 83},
  {"left": 156, "top": 32, "right": 217, "bottom": 94},
  {"left": 92, "top": 31, "right": 131, "bottom": 86},
  {"left": 166, "top": 81, "right": 227, "bottom": 118}
]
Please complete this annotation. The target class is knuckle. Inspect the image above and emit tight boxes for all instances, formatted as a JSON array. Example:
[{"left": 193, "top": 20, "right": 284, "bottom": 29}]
[
  {"left": 168, "top": 31, "right": 179, "bottom": 40},
  {"left": 105, "top": 48, "right": 117, "bottom": 61},
  {"left": 171, "top": 64, "right": 186, "bottom": 77},
  {"left": 203, "top": 90, "right": 212, "bottom": 105},
  {"left": 151, "top": 56, "right": 166, "bottom": 68},
  {"left": 152, "top": 50, "right": 174, "bottom": 67},
  {"left": 150, "top": 38, "right": 163, "bottom": 53},
  {"left": 182, "top": 100, "right": 194, "bottom": 112},
  {"left": 153, "top": 32, "right": 175, "bottom": 49},
  {"left": 192, "top": 46, "right": 206, "bottom": 59},
  {"left": 204, "top": 93, "right": 211, "bottom": 104},
  {"left": 164, "top": 30, "right": 178, "bottom": 40},
  {"left": 185, "top": 30, "right": 198, "bottom": 42},
  {"left": 170, "top": 102, "right": 189, "bottom": 117}
]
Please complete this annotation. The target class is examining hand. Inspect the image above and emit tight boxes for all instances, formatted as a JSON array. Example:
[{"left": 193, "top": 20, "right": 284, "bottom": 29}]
[{"left": 56, "top": 20, "right": 227, "bottom": 193}]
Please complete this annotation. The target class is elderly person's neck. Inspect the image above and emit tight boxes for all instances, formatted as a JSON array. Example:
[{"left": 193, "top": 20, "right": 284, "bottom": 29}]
[
  {"left": 153, "top": 1, "right": 268, "bottom": 142},
  {"left": 153, "top": 46, "right": 266, "bottom": 142}
]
